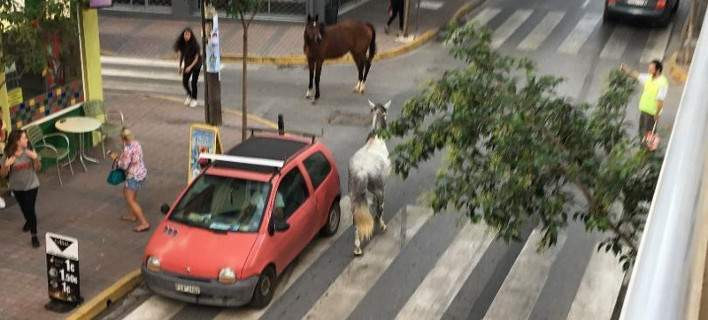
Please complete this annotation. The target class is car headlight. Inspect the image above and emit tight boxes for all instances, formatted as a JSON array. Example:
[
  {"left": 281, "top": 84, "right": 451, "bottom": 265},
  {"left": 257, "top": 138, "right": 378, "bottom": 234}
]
[
  {"left": 218, "top": 268, "right": 237, "bottom": 284},
  {"left": 147, "top": 256, "right": 161, "bottom": 272}
]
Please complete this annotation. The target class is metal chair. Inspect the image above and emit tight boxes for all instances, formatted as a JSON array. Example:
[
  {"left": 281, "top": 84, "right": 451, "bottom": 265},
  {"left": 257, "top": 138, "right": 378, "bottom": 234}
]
[
  {"left": 26, "top": 125, "right": 73, "bottom": 185},
  {"left": 82, "top": 100, "right": 125, "bottom": 159}
]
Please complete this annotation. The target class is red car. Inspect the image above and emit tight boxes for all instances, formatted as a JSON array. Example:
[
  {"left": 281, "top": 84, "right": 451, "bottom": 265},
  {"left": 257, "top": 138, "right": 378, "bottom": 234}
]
[{"left": 142, "top": 130, "right": 341, "bottom": 308}]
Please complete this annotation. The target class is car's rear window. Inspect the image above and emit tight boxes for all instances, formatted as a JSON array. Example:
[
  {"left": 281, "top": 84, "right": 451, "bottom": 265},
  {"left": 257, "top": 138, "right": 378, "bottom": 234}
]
[{"left": 169, "top": 174, "right": 271, "bottom": 233}]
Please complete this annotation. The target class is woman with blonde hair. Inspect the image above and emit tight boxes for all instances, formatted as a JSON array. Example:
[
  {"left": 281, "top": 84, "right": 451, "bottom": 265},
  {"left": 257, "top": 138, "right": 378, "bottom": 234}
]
[{"left": 108, "top": 128, "right": 149, "bottom": 232}]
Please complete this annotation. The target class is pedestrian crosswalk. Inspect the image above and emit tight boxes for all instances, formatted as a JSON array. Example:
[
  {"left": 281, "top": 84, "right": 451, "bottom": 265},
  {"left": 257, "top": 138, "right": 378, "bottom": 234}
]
[
  {"left": 111, "top": 195, "right": 629, "bottom": 320},
  {"left": 465, "top": 6, "right": 673, "bottom": 62}
]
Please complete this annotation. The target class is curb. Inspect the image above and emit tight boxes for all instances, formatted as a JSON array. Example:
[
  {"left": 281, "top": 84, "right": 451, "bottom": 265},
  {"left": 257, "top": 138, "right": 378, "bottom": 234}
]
[
  {"left": 666, "top": 51, "right": 689, "bottom": 84},
  {"left": 66, "top": 269, "right": 142, "bottom": 320},
  {"left": 102, "top": 0, "right": 483, "bottom": 67}
]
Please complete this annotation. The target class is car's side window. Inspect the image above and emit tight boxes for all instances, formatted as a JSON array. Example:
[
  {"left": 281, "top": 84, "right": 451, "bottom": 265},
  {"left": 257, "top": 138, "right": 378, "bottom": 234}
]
[
  {"left": 275, "top": 167, "right": 310, "bottom": 220},
  {"left": 303, "top": 152, "right": 332, "bottom": 190}
]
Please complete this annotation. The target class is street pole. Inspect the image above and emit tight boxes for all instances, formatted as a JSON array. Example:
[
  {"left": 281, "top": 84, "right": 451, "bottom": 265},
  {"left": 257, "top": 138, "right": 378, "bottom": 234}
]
[
  {"left": 403, "top": 0, "right": 411, "bottom": 37},
  {"left": 200, "top": 0, "right": 211, "bottom": 125}
]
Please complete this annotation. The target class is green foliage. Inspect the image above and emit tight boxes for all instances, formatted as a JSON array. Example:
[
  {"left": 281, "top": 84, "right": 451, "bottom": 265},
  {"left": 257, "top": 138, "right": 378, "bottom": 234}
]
[
  {"left": 384, "top": 22, "right": 663, "bottom": 269},
  {"left": 226, "top": 0, "right": 262, "bottom": 24},
  {"left": 1, "top": 0, "right": 80, "bottom": 84}
]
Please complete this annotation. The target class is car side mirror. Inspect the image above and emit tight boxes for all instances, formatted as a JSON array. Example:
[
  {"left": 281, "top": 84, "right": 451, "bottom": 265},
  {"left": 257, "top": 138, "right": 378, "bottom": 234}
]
[
  {"left": 268, "top": 218, "right": 290, "bottom": 235},
  {"left": 160, "top": 203, "right": 170, "bottom": 215}
]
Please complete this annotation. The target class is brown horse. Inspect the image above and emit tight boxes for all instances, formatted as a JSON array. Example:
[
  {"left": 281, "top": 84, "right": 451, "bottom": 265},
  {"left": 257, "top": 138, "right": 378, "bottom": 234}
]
[{"left": 304, "top": 15, "right": 376, "bottom": 101}]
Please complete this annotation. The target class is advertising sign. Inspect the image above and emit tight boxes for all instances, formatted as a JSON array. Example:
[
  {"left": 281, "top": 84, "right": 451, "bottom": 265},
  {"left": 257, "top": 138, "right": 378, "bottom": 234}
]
[
  {"left": 188, "top": 124, "right": 222, "bottom": 183},
  {"left": 45, "top": 233, "right": 81, "bottom": 305},
  {"left": 206, "top": 15, "right": 221, "bottom": 74}
]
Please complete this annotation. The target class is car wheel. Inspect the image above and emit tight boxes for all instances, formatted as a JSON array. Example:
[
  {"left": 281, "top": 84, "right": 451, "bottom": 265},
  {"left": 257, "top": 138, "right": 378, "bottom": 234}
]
[
  {"left": 672, "top": 0, "right": 679, "bottom": 14},
  {"left": 602, "top": 5, "right": 614, "bottom": 23},
  {"left": 250, "top": 266, "right": 275, "bottom": 309},
  {"left": 320, "top": 200, "right": 341, "bottom": 237}
]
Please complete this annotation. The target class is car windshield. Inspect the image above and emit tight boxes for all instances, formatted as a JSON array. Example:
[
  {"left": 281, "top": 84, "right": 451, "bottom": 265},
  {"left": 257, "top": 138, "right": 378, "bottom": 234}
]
[{"left": 169, "top": 174, "right": 270, "bottom": 233}]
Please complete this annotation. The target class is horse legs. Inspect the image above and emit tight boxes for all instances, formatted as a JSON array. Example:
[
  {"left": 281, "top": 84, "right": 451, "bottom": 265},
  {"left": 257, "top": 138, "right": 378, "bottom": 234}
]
[
  {"left": 353, "top": 54, "right": 365, "bottom": 93},
  {"left": 373, "top": 189, "right": 387, "bottom": 231},
  {"left": 306, "top": 59, "right": 315, "bottom": 99},
  {"left": 362, "top": 56, "right": 373, "bottom": 93},
  {"left": 354, "top": 230, "right": 363, "bottom": 256},
  {"left": 314, "top": 60, "right": 323, "bottom": 100}
]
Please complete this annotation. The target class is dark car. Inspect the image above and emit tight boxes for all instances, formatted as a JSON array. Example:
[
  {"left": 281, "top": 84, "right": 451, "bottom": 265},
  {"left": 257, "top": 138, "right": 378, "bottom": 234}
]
[{"left": 604, "top": 0, "right": 679, "bottom": 26}]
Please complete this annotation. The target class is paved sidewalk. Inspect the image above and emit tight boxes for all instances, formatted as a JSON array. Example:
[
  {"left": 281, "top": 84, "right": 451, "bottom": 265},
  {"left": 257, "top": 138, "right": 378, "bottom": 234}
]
[
  {"left": 98, "top": 0, "right": 472, "bottom": 59},
  {"left": 0, "top": 93, "right": 250, "bottom": 320}
]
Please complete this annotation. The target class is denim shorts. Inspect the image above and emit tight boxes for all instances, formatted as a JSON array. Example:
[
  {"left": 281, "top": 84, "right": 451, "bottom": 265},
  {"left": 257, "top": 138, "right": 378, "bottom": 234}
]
[{"left": 125, "top": 178, "right": 144, "bottom": 191}]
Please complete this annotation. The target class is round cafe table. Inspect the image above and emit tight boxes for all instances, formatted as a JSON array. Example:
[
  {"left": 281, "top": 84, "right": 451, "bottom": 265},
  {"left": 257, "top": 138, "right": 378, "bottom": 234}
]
[{"left": 55, "top": 117, "right": 102, "bottom": 172}]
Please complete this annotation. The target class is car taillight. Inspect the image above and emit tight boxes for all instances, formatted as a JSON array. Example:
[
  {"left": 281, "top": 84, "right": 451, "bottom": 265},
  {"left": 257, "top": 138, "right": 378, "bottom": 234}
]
[
  {"left": 608, "top": 0, "right": 616, "bottom": 5},
  {"left": 656, "top": 0, "right": 666, "bottom": 9}
]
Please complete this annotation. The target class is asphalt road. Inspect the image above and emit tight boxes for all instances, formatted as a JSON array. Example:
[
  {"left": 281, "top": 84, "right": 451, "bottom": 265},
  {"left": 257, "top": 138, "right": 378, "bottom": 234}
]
[{"left": 99, "top": 0, "right": 688, "bottom": 318}]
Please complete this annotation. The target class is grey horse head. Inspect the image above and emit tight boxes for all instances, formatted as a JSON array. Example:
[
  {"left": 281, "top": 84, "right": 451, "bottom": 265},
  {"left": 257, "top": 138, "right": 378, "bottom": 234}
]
[{"left": 367, "top": 99, "right": 390, "bottom": 140}]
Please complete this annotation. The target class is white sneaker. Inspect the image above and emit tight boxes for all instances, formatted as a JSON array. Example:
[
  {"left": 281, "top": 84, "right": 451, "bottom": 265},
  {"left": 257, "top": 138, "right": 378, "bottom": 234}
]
[
  {"left": 189, "top": 99, "right": 198, "bottom": 108},
  {"left": 184, "top": 96, "right": 192, "bottom": 106},
  {"left": 0, "top": 197, "right": 6, "bottom": 209}
]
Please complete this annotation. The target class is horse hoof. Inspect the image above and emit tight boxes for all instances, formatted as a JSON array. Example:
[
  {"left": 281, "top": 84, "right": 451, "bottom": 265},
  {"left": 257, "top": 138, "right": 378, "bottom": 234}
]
[
  {"left": 380, "top": 224, "right": 387, "bottom": 232},
  {"left": 353, "top": 248, "right": 363, "bottom": 256}
]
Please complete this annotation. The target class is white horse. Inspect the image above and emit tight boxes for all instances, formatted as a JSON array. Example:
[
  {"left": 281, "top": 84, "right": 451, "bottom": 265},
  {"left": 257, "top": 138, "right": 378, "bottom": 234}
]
[{"left": 349, "top": 99, "right": 391, "bottom": 256}]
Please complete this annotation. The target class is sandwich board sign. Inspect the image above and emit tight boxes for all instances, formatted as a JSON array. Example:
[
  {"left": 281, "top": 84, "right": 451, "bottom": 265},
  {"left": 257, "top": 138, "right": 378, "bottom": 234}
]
[
  {"left": 188, "top": 123, "right": 222, "bottom": 184},
  {"left": 45, "top": 232, "right": 82, "bottom": 312}
]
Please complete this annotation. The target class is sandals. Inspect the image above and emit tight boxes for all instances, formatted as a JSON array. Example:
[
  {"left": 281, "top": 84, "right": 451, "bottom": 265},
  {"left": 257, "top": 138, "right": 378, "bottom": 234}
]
[{"left": 133, "top": 225, "right": 151, "bottom": 233}]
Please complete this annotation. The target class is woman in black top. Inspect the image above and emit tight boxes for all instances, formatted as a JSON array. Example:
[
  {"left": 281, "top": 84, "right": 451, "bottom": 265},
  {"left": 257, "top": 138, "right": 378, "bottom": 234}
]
[{"left": 174, "top": 28, "right": 202, "bottom": 108}]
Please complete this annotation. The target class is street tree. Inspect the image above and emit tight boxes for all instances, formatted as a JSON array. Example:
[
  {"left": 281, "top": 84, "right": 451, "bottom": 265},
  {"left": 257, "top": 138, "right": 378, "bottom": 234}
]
[
  {"left": 227, "top": 0, "right": 263, "bottom": 139},
  {"left": 1, "top": 0, "right": 79, "bottom": 89},
  {"left": 385, "top": 23, "right": 663, "bottom": 270},
  {"left": 679, "top": 0, "right": 707, "bottom": 64}
]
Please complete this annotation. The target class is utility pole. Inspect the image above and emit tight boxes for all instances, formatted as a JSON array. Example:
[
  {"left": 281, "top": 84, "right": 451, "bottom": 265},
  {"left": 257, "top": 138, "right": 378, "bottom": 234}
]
[{"left": 200, "top": 0, "right": 210, "bottom": 123}]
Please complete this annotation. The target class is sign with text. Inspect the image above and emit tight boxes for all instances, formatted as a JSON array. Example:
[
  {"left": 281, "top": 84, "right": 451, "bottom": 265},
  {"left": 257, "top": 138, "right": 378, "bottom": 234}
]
[
  {"left": 45, "top": 233, "right": 81, "bottom": 304},
  {"left": 188, "top": 124, "right": 222, "bottom": 184},
  {"left": 206, "top": 15, "right": 221, "bottom": 74}
]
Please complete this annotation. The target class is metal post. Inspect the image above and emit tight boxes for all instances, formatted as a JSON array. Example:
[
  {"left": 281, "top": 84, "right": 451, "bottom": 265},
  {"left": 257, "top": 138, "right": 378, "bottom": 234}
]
[
  {"left": 200, "top": 0, "right": 210, "bottom": 124},
  {"left": 278, "top": 114, "right": 284, "bottom": 135}
]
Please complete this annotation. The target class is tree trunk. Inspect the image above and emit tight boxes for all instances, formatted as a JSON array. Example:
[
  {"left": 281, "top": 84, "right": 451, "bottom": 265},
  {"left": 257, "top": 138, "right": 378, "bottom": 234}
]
[{"left": 242, "top": 25, "right": 248, "bottom": 140}]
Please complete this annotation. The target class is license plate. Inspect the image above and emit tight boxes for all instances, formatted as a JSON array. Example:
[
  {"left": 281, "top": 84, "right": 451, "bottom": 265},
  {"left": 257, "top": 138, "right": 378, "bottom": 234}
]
[
  {"left": 175, "top": 283, "right": 201, "bottom": 295},
  {"left": 626, "top": 0, "right": 647, "bottom": 6}
]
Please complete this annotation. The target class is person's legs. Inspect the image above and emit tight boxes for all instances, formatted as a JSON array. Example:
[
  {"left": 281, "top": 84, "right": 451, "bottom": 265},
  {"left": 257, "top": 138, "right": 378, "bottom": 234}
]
[
  {"left": 14, "top": 190, "right": 30, "bottom": 231},
  {"left": 124, "top": 181, "right": 149, "bottom": 231},
  {"left": 15, "top": 188, "right": 39, "bottom": 247},
  {"left": 397, "top": 3, "right": 404, "bottom": 31},
  {"left": 639, "top": 112, "right": 655, "bottom": 139},
  {"left": 182, "top": 72, "right": 192, "bottom": 98},
  {"left": 190, "top": 66, "right": 201, "bottom": 100}
]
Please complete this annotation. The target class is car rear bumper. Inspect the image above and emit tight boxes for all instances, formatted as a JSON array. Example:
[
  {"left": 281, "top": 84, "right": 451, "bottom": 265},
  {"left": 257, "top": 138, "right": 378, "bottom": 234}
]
[
  {"left": 606, "top": 4, "right": 670, "bottom": 19},
  {"left": 142, "top": 266, "right": 259, "bottom": 307}
]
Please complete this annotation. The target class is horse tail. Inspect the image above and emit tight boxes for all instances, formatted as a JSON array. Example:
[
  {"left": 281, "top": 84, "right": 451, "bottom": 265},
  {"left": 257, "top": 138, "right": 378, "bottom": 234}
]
[
  {"left": 353, "top": 201, "right": 374, "bottom": 241},
  {"left": 366, "top": 22, "right": 377, "bottom": 61}
]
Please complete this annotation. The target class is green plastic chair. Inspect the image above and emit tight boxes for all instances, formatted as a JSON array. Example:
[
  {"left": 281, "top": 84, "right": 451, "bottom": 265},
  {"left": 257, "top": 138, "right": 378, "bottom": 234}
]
[
  {"left": 82, "top": 100, "right": 125, "bottom": 158},
  {"left": 26, "top": 125, "right": 73, "bottom": 185}
]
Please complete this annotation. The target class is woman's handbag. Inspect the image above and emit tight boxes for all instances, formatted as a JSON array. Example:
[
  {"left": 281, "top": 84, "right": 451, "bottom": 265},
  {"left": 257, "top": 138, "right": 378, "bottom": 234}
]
[{"left": 107, "top": 161, "right": 126, "bottom": 185}]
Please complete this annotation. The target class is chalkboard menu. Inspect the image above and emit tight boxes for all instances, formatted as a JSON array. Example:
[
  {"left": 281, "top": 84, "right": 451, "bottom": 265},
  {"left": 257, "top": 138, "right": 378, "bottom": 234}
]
[{"left": 46, "top": 233, "right": 81, "bottom": 304}]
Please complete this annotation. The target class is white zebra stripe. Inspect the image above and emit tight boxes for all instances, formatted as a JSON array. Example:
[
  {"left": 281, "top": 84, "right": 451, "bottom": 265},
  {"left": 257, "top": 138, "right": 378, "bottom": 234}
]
[
  {"left": 468, "top": 7, "right": 503, "bottom": 26},
  {"left": 640, "top": 23, "right": 674, "bottom": 63},
  {"left": 517, "top": 11, "right": 565, "bottom": 51},
  {"left": 395, "top": 222, "right": 497, "bottom": 320},
  {"left": 565, "top": 245, "right": 625, "bottom": 320},
  {"left": 483, "top": 229, "right": 568, "bottom": 320},
  {"left": 558, "top": 14, "right": 602, "bottom": 54},
  {"left": 491, "top": 10, "right": 534, "bottom": 49},
  {"left": 121, "top": 296, "right": 183, "bottom": 320},
  {"left": 600, "top": 26, "right": 634, "bottom": 60},
  {"left": 302, "top": 205, "right": 432, "bottom": 320}
]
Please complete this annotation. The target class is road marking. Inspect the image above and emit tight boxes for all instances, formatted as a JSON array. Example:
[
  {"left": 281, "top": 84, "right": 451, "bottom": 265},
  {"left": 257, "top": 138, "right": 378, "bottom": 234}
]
[
  {"left": 558, "top": 13, "right": 602, "bottom": 54},
  {"left": 640, "top": 22, "right": 674, "bottom": 63},
  {"left": 468, "top": 7, "right": 502, "bottom": 26},
  {"left": 566, "top": 245, "right": 625, "bottom": 320},
  {"left": 302, "top": 205, "right": 432, "bottom": 320},
  {"left": 491, "top": 9, "right": 534, "bottom": 49},
  {"left": 101, "top": 56, "right": 176, "bottom": 68},
  {"left": 483, "top": 229, "right": 568, "bottom": 320},
  {"left": 517, "top": 11, "right": 565, "bottom": 51},
  {"left": 102, "top": 68, "right": 203, "bottom": 83},
  {"left": 600, "top": 26, "right": 634, "bottom": 59},
  {"left": 122, "top": 295, "right": 183, "bottom": 320},
  {"left": 419, "top": 0, "right": 444, "bottom": 10},
  {"left": 582, "top": 0, "right": 591, "bottom": 8},
  {"left": 395, "top": 222, "right": 497, "bottom": 320},
  {"left": 213, "top": 197, "right": 354, "bottom": 320}
]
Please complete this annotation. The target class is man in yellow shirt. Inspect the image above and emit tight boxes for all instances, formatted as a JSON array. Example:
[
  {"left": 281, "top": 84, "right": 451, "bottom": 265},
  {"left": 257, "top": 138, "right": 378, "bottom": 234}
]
[{"left": 620, "top": 60, "right": 669, "bottom": 139}]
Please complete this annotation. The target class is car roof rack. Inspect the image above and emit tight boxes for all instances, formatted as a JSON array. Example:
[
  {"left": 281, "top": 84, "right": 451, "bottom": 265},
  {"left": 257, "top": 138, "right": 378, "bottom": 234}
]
[
  {"left": 248, "top": 127, "right": 322, "bottom": 144},
  {"left": 199, "top": 153, "right": 285, "bottom": 169}
]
